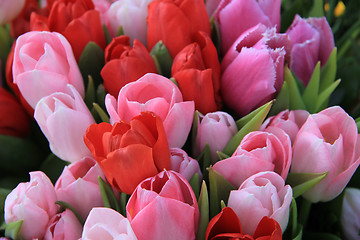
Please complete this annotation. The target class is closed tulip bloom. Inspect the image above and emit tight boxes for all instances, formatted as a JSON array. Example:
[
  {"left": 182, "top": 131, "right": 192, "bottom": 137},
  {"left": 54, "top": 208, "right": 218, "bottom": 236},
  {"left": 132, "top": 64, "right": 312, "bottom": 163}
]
[
  {"left": 44, "top": 209, "right": 82, "bottom": 240},
  {"left": 291, "top": 106, "right": 360, "bottom": 202},
  {"left": 126, "top": 170, "right": 200, "bottom": 240},
  {"left": 228, "top": 171, "right": 292, "bottom": 235},
  {"left": 341, "top": 188, "right": 360, "bottom": 240},
  {"left": 221, "top": 24, "right": 289, "bottom": 116},
  {"left": 82, "top": 208, "right": 138, "bottom": 240},
  {"left": 105, "top": 73, "right": 194, "bottom": 148},
  {"left": 4, "top": 171, "right": 58, "bottom": 240},
  {"left": 12, "top": 31, "right": 84, "bottom": 109},
  {"left": 0, "top": 0, "right": 25, "bottom": 25},
  {"left": 286, "top": 15, "right": 335, "bottom": 86},
  {"left": 213, "top": 127, "right": 292, "bottom": 188},
  {"left": 214, "top": 0, "right": 281, "bottom": 54},
  {"left": 170, "top": 148, "right": 202, "bottom": 182},
  {"left": 194, "top": 111, "right": 237, "bottom": 163},
  {"left": 55, "top": 157, "right": 105, "bottom": 220}
]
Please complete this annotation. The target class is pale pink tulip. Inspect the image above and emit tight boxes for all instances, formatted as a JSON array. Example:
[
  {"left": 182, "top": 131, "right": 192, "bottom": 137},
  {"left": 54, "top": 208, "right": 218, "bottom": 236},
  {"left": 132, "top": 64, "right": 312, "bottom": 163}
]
[
  {"left": 4, "top": 171, "right": 58, "bottom": 240},
  {"left": 215, "top": 0, "right": 281, "bottom": 54},
  {"left": 170, "top": 148, "right": 202, "bottom": 182},
  {"left": 127, "top": 170, "right": 199, "bottom": 240},
  {"left": 55, "top": 157, "right": 105, "bottom": 220},
  {"left": 228, "top": 171, "right": 292, "bottom": 235},
  {"left": 291, "top": 106, "right": 360, "bottom": 202},
  {"left": 0, "top": 0, "right": 25, "bottom": 25},
  {"left": 286, "top": 15, "right": 335, "bottom": 86},
  {"left": 221, "top": 24, "right": 289, "bottom": 116},
  {"left": 34, "top": 84, "right": 95, "bottom": 163},
  {"left": 44, "top": 209, "right": 82, "bottom": 240},
  {"left": 82, "top": 207, "right": 137, "bottom": 240},
  {"left": 12, "top": 31, "right": 84, "bottom": 109},
  {"left": 213, "top": 127, "right": 292, "bottom": 188},
  {"left": 194, "top": 111, "right": 237, "bottom": 163},
  {"left": 105, "top": 73, "right": 194, "bottom": 148},
  {"left": 93, "top": 0, "right": 112, "bottom": 25},
  {"left": 341, "top": 188, "right": 360, "bottom": 240}
]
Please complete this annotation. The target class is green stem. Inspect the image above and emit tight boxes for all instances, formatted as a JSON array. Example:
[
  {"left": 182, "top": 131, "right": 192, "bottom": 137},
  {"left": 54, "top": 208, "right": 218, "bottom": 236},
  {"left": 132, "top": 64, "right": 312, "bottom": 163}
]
[{"left": 298, "top": 198, "right": 312, "bottom": 229}]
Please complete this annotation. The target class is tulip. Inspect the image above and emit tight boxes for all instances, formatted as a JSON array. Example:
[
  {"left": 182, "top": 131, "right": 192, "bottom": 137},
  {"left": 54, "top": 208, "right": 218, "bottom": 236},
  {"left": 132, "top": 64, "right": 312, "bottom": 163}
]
[
  {"left": 84, "top": 112, "right": 171, "bottom": 194},
  {"left": 44, "top": 209, "right": 82, "bottom": 240},
  {"left": 0, "top": 87, "right": 30, "bottom": 137},
  {"left": 106, "top": 0, "right": 153, "bottom": 45},
  {"left": 205, "top": 0, "right": 221, "bottom": 17},
  {"left": 214, "top": 0, "right": 281, "bottom": 54},
  {"left": 194, "top": 111, "right": 237, "bottom": 163},
  {"left": 291, "top": 106, "right": 360, "bottom": 202},
  {"left": 105, "top": 73, "right": 194, "bottom": 148},
  {"left": 93, "top": 0, "right": 111, "bottom": 25},
  {"left": 126, "top": 170, "right": 199, "bottom": 240},
  {"left": 0, "top": 0, "right": 25, "bottom": 25},
  {"left": 341, "top": 188, "right": 360, "bottom": 240},
  {"left": 101, "top": 36, "right": 157, "bottom": 98},
  {"left": 147, "top": 0, "right": 211, "bottom": 58},
  {"left": 55, "top": 157, "right": 105, "bottom": 220},
  {"left": 12, "top": 31, "right": 84, "bottom": 109},
  {"left": 82, "top": 207, "right": 138, "bottom": 240},
  {"left": 4, "top": 171, "right": 58, "bottom": 240},
  {"left": 34, "top": 84, "right": 95, "bottom": 163},
  {"left": 221, "top": 24, "right": 289, "bottom": 116},
  {"left": 228, "top": 171, "right": 293, "bottom": 235},
  {"left": 286, "top": 15, "right": 335, "bottom": 86},
  {"left": 213, "top": 128, "right": 292, "bottom": 188},
  {"left": 170, "top": 148, "right": 202, "bottom": 182}
]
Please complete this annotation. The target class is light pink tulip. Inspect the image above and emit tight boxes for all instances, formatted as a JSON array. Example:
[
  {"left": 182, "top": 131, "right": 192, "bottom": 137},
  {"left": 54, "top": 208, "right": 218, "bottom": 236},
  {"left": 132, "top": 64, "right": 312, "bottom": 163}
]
[
  {"left": 82, "top": 207, "right": 137, "bottom": 240},
  {"left": 0, "top": 0, "right": 25, "bottom": 25},
  {"left": 291, "top": 106, "right": 360, "bottom": 202},
  {"left": 221, "top": 24, "right": 289, "bottom": 116},
  {"left": 34, "top": 84, "right": 95, "bottom": 163},
  {"left": 105, "top": 73, "right": 194, "bottom": 148},
  {"left": 260, "top": 109, "right": 309, "bottom": 143},
  {"left": 213, "top": 127, "right": 292, "bottom": 188},
  {"left": 55, "top": 157, "right": 105, "bottom": 220},
  {"left": 44, "top": 209, "right": 82, "bottom": 240},
  {"left": 4, "top": 171, "right": 58, "bottom": 240},
  {"left": 228, "top": 171, "right": 293, "bottom": 235},
  {"left": 170, "top": 148, "right": 202, "bottom": 183},
  {"left": 106, "top": 0, "right": 153, "bottom": 45},
  {"left": 194, "top": 111, "right": 237, "bottom": 163},
  {"left": 126, "top": 170, "right": 199, "bottom": 240},
  {"left": 215, "top": 0, "right": 281, "bottom": 54},
  {"left": 93, "top": 0, "right": 112, "bottom": 25},
  {"left": 341, "top": 188, "right": 360, "bottom": 240},
  {"left": 286, "top": 15, "right": 335, "bottom": 86},
  {"left": 12, "top": 31, "right": 84, "bottom": 109}
]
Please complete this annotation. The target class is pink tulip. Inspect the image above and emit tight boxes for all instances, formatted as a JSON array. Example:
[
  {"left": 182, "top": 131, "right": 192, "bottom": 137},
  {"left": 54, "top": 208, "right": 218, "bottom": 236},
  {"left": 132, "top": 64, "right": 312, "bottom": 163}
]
[
  {"left": 205, "top": 0, "right": 222, "bottom": 17},
  {"left": 260, "top": 109, "right": 309, "bottom": 143},
  {"left": 341, "top": 188, "right": 360, "bottom": 240},
  {"left": 214, "top": 0, "right": 281, "bottom": 54},
  {"left": 106, "top": 0, "right": 153, "bottom": 45},
  {"left": 55, "top": 157, "right": 105, "bottom": 220},
  {"left": 0, "top": 0, "right": 25, "bottom": 25},
  {"left": 228, "top": 171, "right": 293, "bottom": 235},
  {"left": 170, "top": 148, "right": 202, "bottom": 183},
  {"left": 126, "top": 170, "right": 200, "bottom": 240},
  {"left": 105, "top": 73, "right": 194, "bottom": 148},
  {"left": 44, "top": 209, "right": 82, "bottom": 240},
  {"left": 291, "top": 106, "right": 360, "bottom": 202},
  {"left": 213, "top": 127, "right": 292, "bottom": 188},
  {"left": 221, "top": 24, "right": 289, "bottom": 116},
  {"left": 4, "top": 171, "right": 58, "bottom": 240},
  {"left": 82, "top": 207, "right": 138, "bottom": 240},
  {"left": 286, "top": 15, "right": 335, "bottom": 86},
  {"left": 12, "top": 31, "right": 84, "bottom": 109},
  {"left": 34, "top": 84, "right": 95, "bottom": 163},
  {"left": 194, "top": 111, "right": 237, "bottom": 163},
  {"left": 93, "top": 0, "right": 112, "bottom": 25}
]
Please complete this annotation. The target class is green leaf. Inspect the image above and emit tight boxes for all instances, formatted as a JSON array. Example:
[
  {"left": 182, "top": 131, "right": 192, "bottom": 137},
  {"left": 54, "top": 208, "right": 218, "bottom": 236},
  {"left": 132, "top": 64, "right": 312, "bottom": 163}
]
[
  {"left": 196, "top": 144, "right": 212, "bottom": 181},
  {"left": 269, "top": 81, "right": 290, "bottom": 116},
  {"left": 292, "top": 225, "right": 303, "bottom": 240},
  {"left": 39, "top": 153, "right": 68, "bottom": 184},
  {"left": 189, "top": 173, "right": 200, "bottom": 200},
  {"left": 302, "top": 62, "right": 320, "bottom": 113},
  {"left": 93, "top": 103, "right": 110, "bottom": 123},
  {"left": 356, "top": 117, "right": 360, "bottom": 133},
  {"left": 0, "top": 25, "right": 12, "bottom": 71},
  {"left": 309, "top": 0, "right": 324, "bottom": 17},
  {"left": 84, "top": 75, "right": 96, "bottom": 110},
  {"left": 0, "top": 188, "right": 11, "bottom": 226},
  {"left": 284, "top": 66, "right": 307, "bottom": 111},
  {"left": 120, "top": 192, "right": 128, "bottom": 217},
  {"left": 102, "top": 24, "right": 112, "bottom": 45},
  {"left": 150, "top": 41, "right": 173, "bottom": 78},
  {"left": 98, "top": 177, "right": 121, "bottom": 212},
  {"left": 223, "top": 101, "right": 273, "bottom": 156},
  {"left": 315, "top": 79, "right": 341, "bottom": 112},
  {"left": 303, "top": 232, "right": 342, "bottom": 240},
  {"left": 196, "top": 181, "right": 209, "bottom": 240},
  {"left": 216, "top": 151, "right": 230, "bottom": 161},
  {"left": 320, "top": 48, "right": 337, "bottom": 91},
  {"left": 96, "top": 84, "right": 107, "bottom": 110},
  {"left": 192, "top": 110, "right": 201, "bottom": 152},
  {"left": 208, "top": 167, "right": 236, "bottom": 218},
  {"left": 55, "top": 201, "right": 84, "bottom": 225},
  {"left": 117, "top": 25, "right": 124, "bottom": 36},
  {"left": 220, "top": 200, "right": 226, "bottom": 209},
  {"left": 5, "top": 220, "right": 23, "bottom": 240},
  {"left": 78, "top": 42, "right": 105, "bottom": 87},
  {"left": 286, "top": 172, "right": 328, "bottom": 198}
]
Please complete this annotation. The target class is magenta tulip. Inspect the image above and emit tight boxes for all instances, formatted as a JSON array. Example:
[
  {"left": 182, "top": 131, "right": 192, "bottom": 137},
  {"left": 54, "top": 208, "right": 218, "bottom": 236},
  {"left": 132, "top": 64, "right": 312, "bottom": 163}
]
[{"left": 44, "top": 209, "right": 82, "bottom": 240}]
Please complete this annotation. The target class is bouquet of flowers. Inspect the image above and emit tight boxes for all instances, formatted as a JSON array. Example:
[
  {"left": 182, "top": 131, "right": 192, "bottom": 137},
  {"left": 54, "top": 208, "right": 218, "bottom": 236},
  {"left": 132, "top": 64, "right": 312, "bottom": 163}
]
[{"left": 1, "top": 0, "right": 360, "bottom": 239}]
